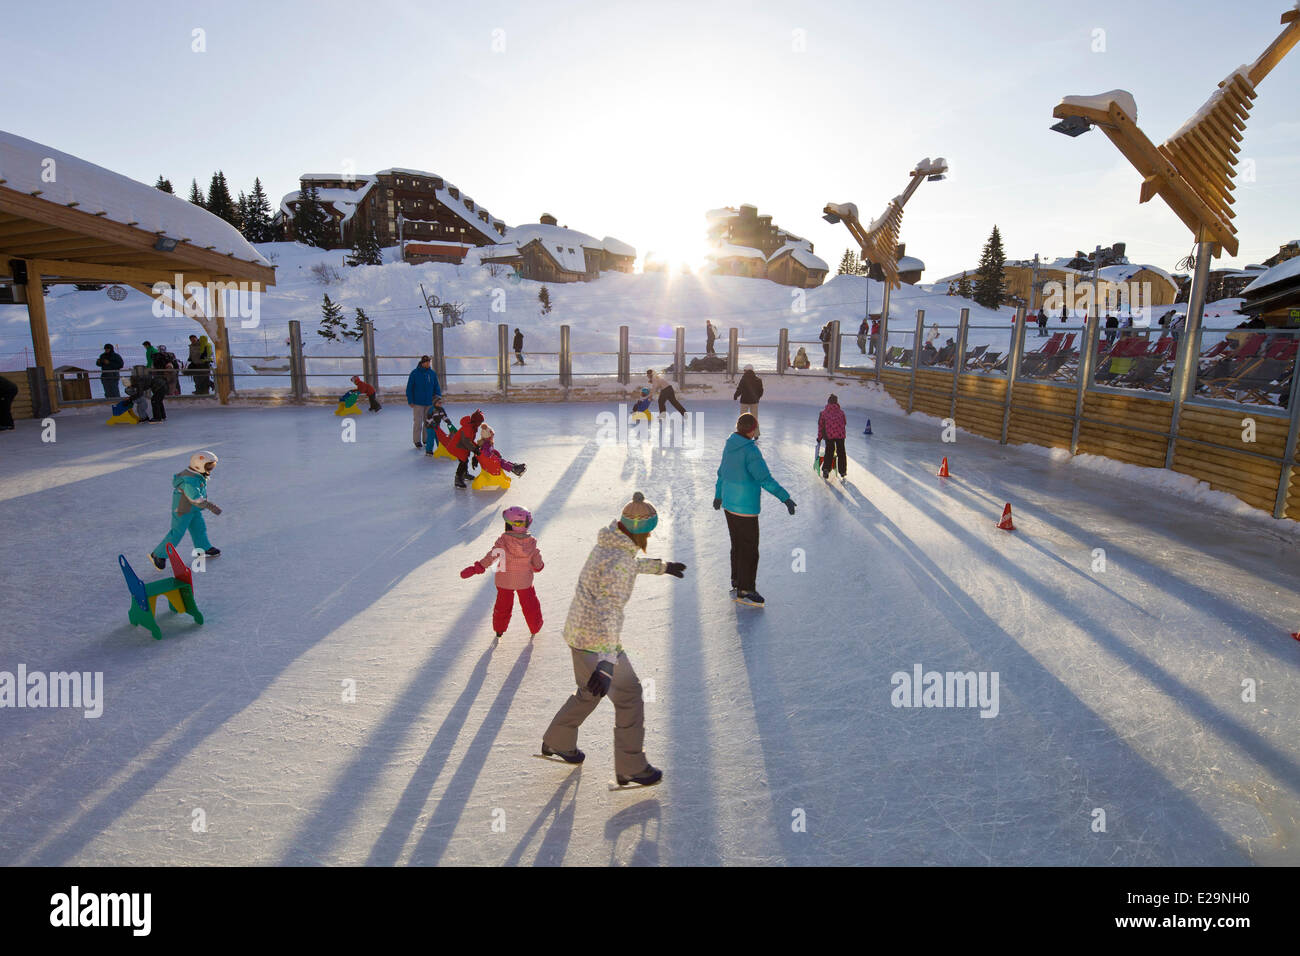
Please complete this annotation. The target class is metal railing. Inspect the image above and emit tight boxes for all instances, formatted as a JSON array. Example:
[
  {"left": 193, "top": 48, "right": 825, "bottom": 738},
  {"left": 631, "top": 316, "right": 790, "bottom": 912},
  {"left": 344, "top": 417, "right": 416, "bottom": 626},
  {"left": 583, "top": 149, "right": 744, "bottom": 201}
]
[{"left": 860, "top": 307, "right": 1300, "bottom": 519}]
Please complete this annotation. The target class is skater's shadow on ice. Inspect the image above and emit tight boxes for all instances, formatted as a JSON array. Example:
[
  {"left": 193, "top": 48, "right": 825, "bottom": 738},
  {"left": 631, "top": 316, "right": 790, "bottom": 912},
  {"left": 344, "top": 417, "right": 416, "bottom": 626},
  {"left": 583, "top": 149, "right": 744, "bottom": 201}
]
[
  {"left": 407, "top": 643, "right": 533, "bottom": 866},
  {"left": 365, "top": 645, "right": 498, "bottom": 866},
  {"left": 604, "top": 799, "right": 660, "bottom": 867},
  {"left": 830, "top": 480, "right": 1289, "bottom": 862},
  {"left": 867, "top": 464, "right": 1149, "bottom": 616},
  {"left": 280, "top": 440, "right": 600, "bottom": 865},
  {"left": 504, "top": 769, "right": 580, "bottom": 867}
]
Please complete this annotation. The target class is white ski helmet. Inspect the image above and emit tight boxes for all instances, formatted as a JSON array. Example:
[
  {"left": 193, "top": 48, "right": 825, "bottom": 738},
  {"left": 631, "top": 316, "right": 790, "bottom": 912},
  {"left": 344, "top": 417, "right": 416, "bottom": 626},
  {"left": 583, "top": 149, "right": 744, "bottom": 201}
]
[{"left": 189, "top": 451, "right": 218, "bottom": 474}]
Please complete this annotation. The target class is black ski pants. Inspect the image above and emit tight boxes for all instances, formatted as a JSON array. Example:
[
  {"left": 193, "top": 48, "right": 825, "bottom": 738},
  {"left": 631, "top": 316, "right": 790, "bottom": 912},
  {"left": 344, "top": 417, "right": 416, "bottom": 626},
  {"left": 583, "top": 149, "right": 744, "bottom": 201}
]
[
  {"left": 822, "top": 438, "right": 846, "bottom": 477},
  {"left": 724, "top": 510, "right": 760, "bottom": 593}
]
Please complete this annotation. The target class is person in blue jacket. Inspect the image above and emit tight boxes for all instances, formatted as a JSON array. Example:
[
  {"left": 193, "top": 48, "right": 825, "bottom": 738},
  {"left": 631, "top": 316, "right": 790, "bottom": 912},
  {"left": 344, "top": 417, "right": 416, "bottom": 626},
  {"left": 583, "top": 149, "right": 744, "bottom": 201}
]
[
  {"left": 712, "top": 413, "right": 795, "bottom": 607},
  {"left": 150, "top": 451, "right": 223, "bottom": 570},
  {"left": 406, "top": 355, "right": 441, "bottom": 449}
]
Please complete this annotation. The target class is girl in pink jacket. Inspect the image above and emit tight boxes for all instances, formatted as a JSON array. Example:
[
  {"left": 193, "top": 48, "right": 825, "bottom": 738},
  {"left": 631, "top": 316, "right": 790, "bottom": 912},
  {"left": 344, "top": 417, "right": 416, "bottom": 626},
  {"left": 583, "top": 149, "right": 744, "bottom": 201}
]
[{"left": 460, "top": 506, "right": 544, "bottom": 638}]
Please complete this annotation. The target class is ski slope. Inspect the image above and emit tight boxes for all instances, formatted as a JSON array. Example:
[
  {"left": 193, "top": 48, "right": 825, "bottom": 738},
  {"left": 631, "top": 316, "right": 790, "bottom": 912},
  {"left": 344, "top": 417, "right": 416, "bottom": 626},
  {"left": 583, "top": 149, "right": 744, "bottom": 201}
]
[{"left": 1, "top": 384, "right": 1297, "bottom": 865}]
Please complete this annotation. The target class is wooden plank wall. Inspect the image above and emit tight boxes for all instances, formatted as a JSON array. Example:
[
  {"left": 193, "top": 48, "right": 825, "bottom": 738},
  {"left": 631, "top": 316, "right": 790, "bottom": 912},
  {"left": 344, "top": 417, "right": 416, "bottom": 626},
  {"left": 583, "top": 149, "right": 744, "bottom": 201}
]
[
  {"left": 1077, "top": 392, "right": 1172, "bottom": 468},
  {"left": 876, "top": 365, "right": 1298, "bottom": 521},
  {"left": 954, "top": 374, "right": 1006, "bottom": 441},
  {"left": 1172, "top": 405, "right": 1287, "bottom": 514},
  {"left": 911, "top": 368, "right": 954, "bottom": 420},
  {"left": 0, "top": 370, "right": 34, "bottom": 420},
  {"left": 1007, "top": 381, "right": 1074, "bottom": 449}
]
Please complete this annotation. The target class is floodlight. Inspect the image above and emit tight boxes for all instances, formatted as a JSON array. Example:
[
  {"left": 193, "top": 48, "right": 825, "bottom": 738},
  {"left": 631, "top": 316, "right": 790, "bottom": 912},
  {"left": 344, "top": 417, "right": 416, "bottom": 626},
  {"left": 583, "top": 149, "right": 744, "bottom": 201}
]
[{"left": 1051, "top": 116, "right": 1093, "bottom": 137}]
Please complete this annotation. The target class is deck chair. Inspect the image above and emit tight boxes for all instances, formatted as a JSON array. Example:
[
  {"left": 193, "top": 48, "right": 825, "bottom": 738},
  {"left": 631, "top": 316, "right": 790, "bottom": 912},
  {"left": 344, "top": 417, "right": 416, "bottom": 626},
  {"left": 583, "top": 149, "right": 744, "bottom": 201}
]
[
  {"left": 1035, "top": 332, "right": 1064, "bottom": 357},
  {"left": 963, "top": 344, "right": 988, "bottom": 367},
  {"left": 1060, "top": 332, "right": 1077, "bottom": 355},
  {"left": 1224, "top": 358, "right": 1292, "bottom": 405}
]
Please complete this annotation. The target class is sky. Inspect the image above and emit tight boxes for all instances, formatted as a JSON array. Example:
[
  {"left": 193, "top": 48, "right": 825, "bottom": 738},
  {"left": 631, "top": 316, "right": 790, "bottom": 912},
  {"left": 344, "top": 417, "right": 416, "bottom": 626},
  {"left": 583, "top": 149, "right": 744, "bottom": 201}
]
[{"left": 2, "top": 0, "right": 1297, "bottom": 279}]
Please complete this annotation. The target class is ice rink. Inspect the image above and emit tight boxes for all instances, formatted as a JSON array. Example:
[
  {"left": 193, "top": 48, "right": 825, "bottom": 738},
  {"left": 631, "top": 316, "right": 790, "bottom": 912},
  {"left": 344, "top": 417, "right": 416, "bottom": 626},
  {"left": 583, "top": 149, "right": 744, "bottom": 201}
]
[{"left": 2, "top": 387, "right": 1298, "bottom": 866}]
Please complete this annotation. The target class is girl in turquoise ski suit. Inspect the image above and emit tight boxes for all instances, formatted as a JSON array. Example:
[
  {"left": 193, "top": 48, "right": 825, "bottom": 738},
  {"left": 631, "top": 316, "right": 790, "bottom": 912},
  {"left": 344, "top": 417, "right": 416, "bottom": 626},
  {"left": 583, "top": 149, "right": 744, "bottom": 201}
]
[{"left": 152, "top": 453, "right": 222, "bottom": 564}]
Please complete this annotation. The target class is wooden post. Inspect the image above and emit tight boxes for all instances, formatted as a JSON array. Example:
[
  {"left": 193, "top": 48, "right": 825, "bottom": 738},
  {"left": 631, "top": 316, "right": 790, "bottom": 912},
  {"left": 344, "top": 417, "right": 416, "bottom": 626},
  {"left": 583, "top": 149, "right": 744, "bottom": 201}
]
[
  {"left": 207, "top": 283, "right": 231, "bottom": 404},
  {"left": 1274, "top": 342, "right": 1300, "bottom": 519},
  {"left": 1001, "top": 306, "right": 1028, "bottom": 444},
  {"left": 22, "top": 262, "right": 58, "bottom": 413},
  {"left": 951, "top": 308, "right": 969, "bottom": 420},
  {"left": 908, "top": 309, "right": 924, "bottom": 414}
]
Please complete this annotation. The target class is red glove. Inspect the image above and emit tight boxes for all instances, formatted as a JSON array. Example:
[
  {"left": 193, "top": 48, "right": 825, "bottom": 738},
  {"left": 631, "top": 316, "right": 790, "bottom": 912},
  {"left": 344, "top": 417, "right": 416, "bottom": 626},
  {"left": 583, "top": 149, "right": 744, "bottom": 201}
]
[{"left": 460, "top": 564, "right": 485, "bottom": 579}]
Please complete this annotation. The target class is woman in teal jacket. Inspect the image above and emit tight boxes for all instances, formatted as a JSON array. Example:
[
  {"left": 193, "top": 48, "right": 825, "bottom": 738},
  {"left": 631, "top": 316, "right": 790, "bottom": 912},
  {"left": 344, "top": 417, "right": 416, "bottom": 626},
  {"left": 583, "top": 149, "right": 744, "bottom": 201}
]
[{"left": 712, "top": 413, "right": 795, "bottom": 607}]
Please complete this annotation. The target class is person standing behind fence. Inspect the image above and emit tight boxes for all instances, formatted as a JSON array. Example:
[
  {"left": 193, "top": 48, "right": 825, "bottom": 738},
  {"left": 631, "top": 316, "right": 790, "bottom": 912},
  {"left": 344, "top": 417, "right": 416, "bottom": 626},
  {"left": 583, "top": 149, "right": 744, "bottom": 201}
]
[
  {"left": 96, "top": 343, "right": 124, "bottom": 398},
  {"left": 1037, "top": 308, "right": 1048, "bottom": 337},
  {"left": 818, "top": 323, "right": 831, "bottom": 369},
  {"left": 857, "top": 318, "right": 869, "bottom": 354},
  {"left": 406, "top": 355, "right": 441, "bottom": 449},
  {"left": 734, "top": 365, "right": 763, "bottom": 418},
  {"left": 0, "top": 374, "right": 17, "bottom": 431},
  {"left": 513, "top": 328, "right": 526, "bottom": 366},
  {"left": 706, "top": 320, "right": 717, "bottom": 356},
  {"left": 647, "top": 368, "right": 686, "bottom": 417},
  {"left": 1104, "top": 314, "right": 1118, "bottom": 346}
]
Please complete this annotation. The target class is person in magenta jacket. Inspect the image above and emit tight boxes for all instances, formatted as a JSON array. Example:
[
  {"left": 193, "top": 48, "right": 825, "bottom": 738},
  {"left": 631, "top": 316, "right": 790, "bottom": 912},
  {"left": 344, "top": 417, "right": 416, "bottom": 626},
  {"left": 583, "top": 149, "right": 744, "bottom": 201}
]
[
  {"left": 460, "top": 506, "right": 544, "bottom": 638},
  {"left": 817, "top": 394, "right": 848, "bottom": 479}
]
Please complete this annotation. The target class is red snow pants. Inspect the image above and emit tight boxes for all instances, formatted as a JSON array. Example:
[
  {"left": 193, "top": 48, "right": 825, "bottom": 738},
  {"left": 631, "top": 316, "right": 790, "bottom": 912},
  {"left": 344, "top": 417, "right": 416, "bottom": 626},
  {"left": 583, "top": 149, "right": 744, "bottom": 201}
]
[{"left": 493, "top": 586, "right": 543, "bottom": 635}]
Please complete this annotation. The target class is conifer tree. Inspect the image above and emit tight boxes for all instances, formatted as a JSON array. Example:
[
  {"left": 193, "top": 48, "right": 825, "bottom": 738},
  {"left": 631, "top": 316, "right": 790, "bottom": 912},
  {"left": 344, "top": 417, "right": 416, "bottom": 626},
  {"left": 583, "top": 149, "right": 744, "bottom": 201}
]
[
  {"left": 973, "top": 227, "right": 1007, "bottom": 309},
  {"left": 346, "top": 229, "right": 383, "bottom": 267},
  {"left": 538, "top": 285, "right": 552, "bottom": 315},
  {"left": 243, "top": 178, "right": 273, "bottom": 243},
  {"left": 317, "top": 294, "right": 346, "bottom": 341},
  {"left": 294, "top": 184, "right": 329, "bottom": 248},
  {"left": 155, "top": 176, "right": 174, "bottom": 194},
  {"left": 956, "top": 271, "right": 973, "bottom": 298},
  {"left": 837, "top": 248, "right": 859, "bottom": 276},
  {"left": 348, "top": 307, "right": 370, "bottom": 342},
  {"left": 206, "top": 171, "right": 238, "bottom": 227},
  {"left": 188, "top": 179, "right": 206, "bottom": 206}
]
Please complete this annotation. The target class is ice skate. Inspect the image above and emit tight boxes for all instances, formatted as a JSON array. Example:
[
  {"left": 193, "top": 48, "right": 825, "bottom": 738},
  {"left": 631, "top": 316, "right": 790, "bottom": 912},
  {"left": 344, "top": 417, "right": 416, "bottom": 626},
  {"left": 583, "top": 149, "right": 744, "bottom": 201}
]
[
  {"left": 611, "top": 765, "right": 662, "bottom": 789},
  {"left": 734, "top": 590, "right": 765, "bottom": 607},
  {"left": 149, "top": 552, "right": 165, "bottom": 571},
  {"left": 204, "top": 547, "right": 221, "bottom": 558},
  {"left": 538, "top": 742, "right": 585, "bottom": 764}
]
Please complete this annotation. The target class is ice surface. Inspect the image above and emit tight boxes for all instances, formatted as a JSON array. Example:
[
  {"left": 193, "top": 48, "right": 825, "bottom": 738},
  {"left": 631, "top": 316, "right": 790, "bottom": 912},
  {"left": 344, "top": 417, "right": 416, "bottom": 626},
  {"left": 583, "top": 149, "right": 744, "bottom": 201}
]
[{"left": 1, "top": 386, "right": 1298, "bottom": 866}]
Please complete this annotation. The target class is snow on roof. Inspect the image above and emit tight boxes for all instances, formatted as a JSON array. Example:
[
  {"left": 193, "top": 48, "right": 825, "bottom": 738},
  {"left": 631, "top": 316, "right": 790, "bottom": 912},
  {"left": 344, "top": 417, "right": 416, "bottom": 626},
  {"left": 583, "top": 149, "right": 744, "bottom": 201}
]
[
  {"left": 1060, "top": 89, "right": 1138, "bottom": 121},
  {"left": 897, "top": 255, "right": 925, "bottom": 273},
  {"left": 601, "top": 236, "right": 636, "bottom": 258},
  {"left": 706, "top": 243, "right": 767, "bottom": 260},
  {"left": 0, "top": 129, "right": 268, "bottom": 266},
  {"left": 280, "top": 180, "right": 376, "bottom": 223},
  {"left": 502, "top": 223, "right": 599, "bottom": 274},
  {"left": 1098, "top": 262, "right": 1177, "bottom": 291},
  {"left": 1242, "top": 255, "right": 1300, "bottom": 296},
  {"left": 706, "top": 207, "right": 740, "bottom": 220},
  {"left": 358, "top": 167, "right": 507, "bottom": 239},
  {"left": 824, "top": 202, "right": 859, "bottom": 221},
  {"left": 768, "top": 241, "right": 828, "bottom": 272}
]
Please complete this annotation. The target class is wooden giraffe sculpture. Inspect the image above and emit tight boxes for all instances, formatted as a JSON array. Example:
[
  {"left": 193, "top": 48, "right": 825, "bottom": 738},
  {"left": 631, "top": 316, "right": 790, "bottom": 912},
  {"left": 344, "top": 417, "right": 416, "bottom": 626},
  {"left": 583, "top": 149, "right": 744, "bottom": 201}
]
[
  {"left": 824, "top": 157, "right": 948, "bottom": 289},
  {"left": 1051, "top": 6, "right": 1299, "bottom": 259}
]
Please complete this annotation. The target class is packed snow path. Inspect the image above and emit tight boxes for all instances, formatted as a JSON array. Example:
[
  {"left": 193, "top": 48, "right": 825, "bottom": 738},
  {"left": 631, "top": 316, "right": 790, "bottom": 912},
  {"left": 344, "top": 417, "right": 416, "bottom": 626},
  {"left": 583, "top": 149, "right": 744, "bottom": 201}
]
[{"left": 1, "top": 390, "right": 1298, "bottom": 866}]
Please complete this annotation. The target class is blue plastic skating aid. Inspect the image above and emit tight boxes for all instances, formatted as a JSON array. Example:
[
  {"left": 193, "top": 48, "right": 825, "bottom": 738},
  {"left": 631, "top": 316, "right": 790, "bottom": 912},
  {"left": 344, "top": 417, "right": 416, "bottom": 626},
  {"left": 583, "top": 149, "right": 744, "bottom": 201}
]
[{"left": 863, "top": 419, "right": 872, "bottom": 435}]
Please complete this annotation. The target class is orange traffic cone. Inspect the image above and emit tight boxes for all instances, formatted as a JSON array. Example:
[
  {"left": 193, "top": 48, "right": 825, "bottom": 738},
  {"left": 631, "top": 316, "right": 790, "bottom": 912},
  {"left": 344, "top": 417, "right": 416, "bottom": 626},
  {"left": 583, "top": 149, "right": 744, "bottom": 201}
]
[
  {"left": 996, "top": 503, "right": 1015, "bottom": 531},
  {"left": 938, "top": 457, "right": 949, "bottom": 478}
]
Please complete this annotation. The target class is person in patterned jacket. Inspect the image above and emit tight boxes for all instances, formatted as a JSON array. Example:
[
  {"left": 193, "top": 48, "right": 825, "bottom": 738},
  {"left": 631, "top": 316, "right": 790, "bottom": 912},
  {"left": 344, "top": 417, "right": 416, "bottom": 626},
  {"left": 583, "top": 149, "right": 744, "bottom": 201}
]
[
  {"left": 818, "top": 394, "right": 848, "bottom": 480},
  {"left": 539, "top": 492, "right": 686, "bottom": 787}
]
